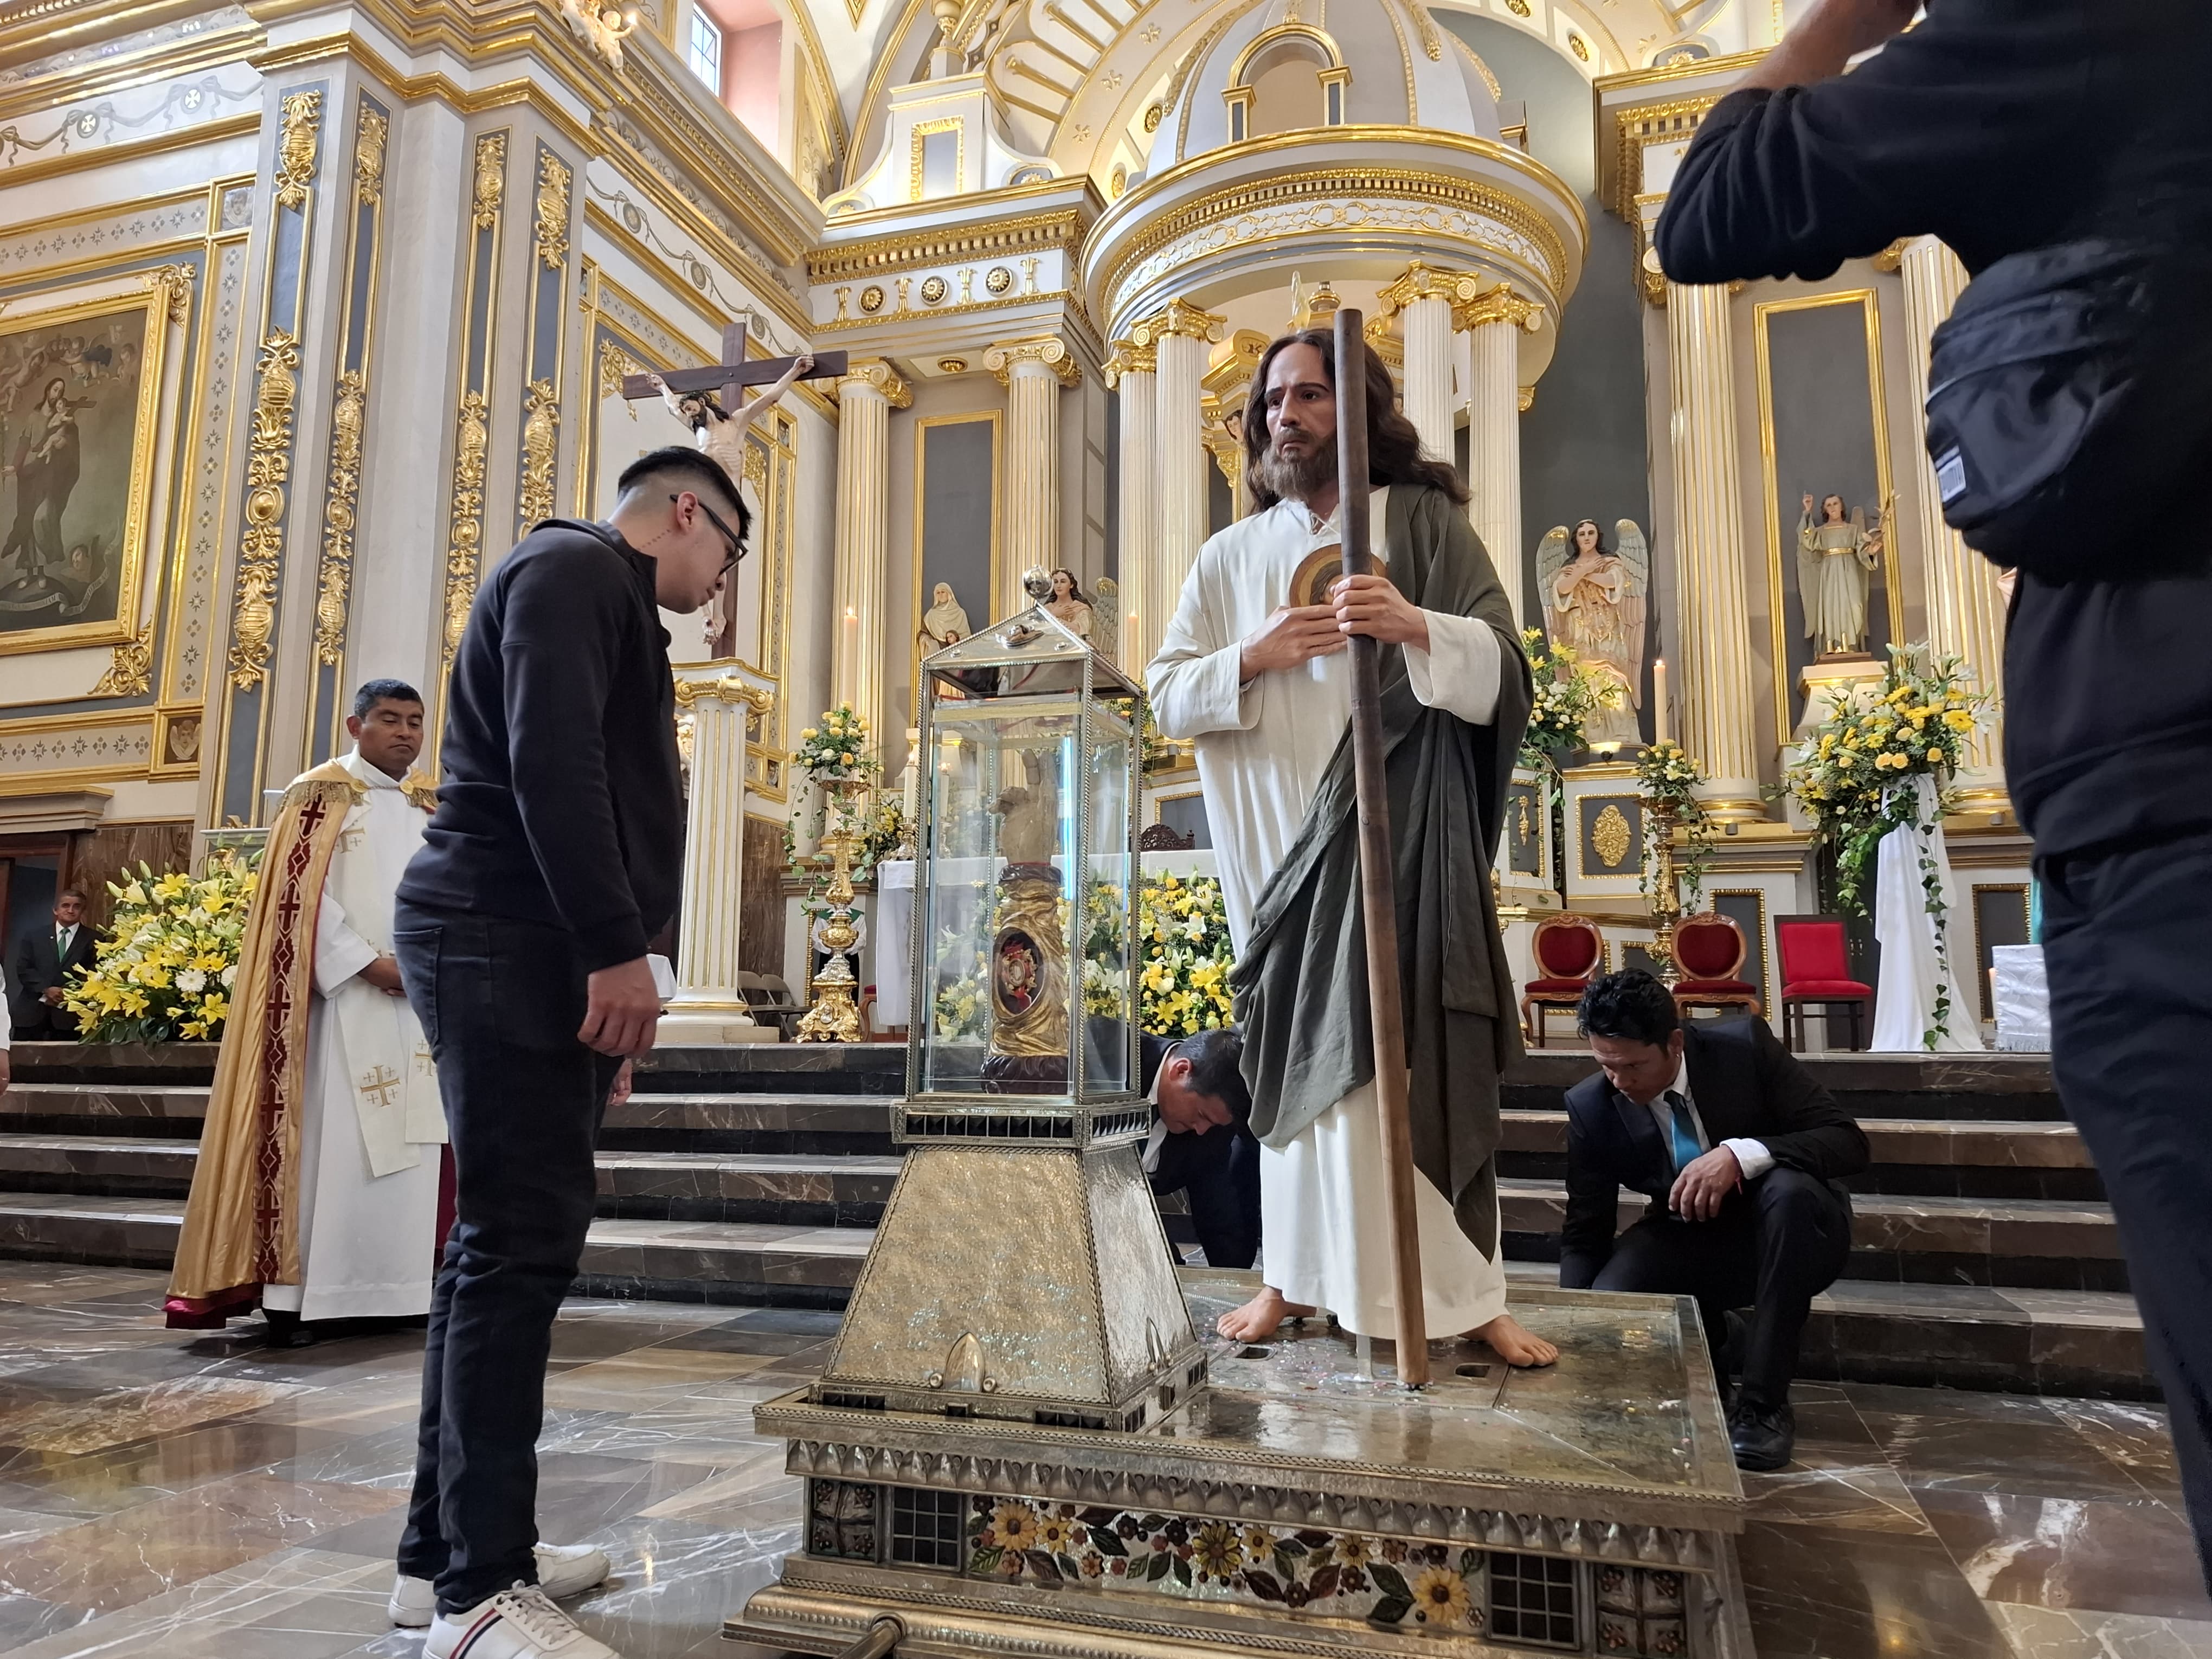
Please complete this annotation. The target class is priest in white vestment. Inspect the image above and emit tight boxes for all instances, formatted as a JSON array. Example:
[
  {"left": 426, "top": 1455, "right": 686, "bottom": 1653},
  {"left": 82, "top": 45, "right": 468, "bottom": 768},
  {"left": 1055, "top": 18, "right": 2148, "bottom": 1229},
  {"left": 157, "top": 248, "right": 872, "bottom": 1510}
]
[
  {"left": 168, "top": 679, "right": 446, "bottom": 1338},
  {"left": 1149, "top": 331, "right": 1555, "bottom": 1366}
]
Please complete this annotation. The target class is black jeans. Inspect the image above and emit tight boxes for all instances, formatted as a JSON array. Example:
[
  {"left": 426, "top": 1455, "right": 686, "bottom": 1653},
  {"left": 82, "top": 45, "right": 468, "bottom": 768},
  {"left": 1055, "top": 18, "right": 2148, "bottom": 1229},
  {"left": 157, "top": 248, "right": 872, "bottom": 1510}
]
[
  {"left": 1590, "top": 1167, "right": 1851, "bottom": 1407},
  {"left": 2040, "top": 829, "right": 2212, "bottom": 1587},
  {"left": 392, "top": 904, "right": 621, "bottom": 1614}
]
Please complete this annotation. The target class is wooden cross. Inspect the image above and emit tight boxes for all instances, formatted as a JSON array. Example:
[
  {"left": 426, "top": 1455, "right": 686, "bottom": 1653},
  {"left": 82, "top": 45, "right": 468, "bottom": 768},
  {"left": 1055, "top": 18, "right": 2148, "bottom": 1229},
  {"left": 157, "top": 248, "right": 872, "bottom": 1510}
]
[
  {"left": 618, "top": 321, "right": 846, "bottom": 414},
  {"left": 357, "top": 1065, "right": 404, "bottom": 1110}
]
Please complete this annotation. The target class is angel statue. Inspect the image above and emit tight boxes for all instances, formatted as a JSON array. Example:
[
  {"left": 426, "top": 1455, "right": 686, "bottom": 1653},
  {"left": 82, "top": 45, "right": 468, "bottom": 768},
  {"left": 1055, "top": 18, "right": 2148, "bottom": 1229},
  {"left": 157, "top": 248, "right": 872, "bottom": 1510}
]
[
  {"left": 1045, "top": 568, "right": 1094, "bottom": 640},
  {"left": 651, "top": 353, "right": 813, "bottom": 652},
  {"left": 1537, "top": 518, "right": 1649, "bottom": 750},
  {"left": 1091, "top": 576, "right": 1122, "bottom": 663},
  {"left": 1798, "top": 491, "right": 1883, "bottom": 658}
]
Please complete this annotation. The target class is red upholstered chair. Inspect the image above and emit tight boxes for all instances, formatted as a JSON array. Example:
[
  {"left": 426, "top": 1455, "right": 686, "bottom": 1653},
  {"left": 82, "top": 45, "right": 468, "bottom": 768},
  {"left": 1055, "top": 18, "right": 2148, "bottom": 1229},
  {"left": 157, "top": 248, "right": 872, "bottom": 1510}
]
[
  {"left": 1774, "top": 915, "right": 1872, "bottom": 1052},
  {"left": 1671, "top": 912, "right": 1763, "bottom": 1021},
  {"left": 1520, "top": 914, "right": 1606, "bottom": 1049}
]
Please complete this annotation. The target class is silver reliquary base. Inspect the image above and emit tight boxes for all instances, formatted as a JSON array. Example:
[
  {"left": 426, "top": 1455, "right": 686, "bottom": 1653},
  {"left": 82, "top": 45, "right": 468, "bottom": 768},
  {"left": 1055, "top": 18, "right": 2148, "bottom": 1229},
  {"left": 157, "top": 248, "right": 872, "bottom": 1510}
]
[{"left": 733, "top": 1274, "right": 1755, "bottom": 1659}]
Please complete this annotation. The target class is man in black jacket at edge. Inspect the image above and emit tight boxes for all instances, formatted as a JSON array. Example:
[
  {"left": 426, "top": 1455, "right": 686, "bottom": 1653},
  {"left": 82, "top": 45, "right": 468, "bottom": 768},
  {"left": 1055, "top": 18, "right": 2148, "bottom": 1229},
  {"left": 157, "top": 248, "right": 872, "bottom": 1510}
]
[
  {"left": 390, "top": 446, "right": 745, "bottom": 1659},
  {"left": 1654, "top": 0, "right": 2212, "bottom": 1569},
  {"left": 1560, "top": 974, "right": 1867, "bottom": 1472},
  {"left": 1140, "top": 1028, "right": 1262, "bottom": 1270}
]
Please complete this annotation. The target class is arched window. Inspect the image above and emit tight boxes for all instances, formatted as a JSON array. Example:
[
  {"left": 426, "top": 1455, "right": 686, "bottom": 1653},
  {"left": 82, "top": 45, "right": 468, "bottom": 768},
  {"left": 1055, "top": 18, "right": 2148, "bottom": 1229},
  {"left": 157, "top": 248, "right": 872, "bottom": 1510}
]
[{"left": 1223, "top": 25, "right": 1349, "bottom": 142}]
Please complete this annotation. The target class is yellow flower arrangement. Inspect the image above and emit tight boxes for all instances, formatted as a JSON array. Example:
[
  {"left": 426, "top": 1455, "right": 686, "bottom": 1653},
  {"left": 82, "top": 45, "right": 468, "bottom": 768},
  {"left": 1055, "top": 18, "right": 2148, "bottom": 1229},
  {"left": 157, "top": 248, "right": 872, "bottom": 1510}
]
[
  {"left": 1779, "top": 647, "right": 1985, "bottom": 915},
  {"left": 63, "top": 853, "right": 259, "bottom": 1043},
  {"left": 1520, "top": 627, "right": 1621, "bottom": 766},
  {"left": 1127, "top": 872, "right": 1235, "bottom": 1037}
]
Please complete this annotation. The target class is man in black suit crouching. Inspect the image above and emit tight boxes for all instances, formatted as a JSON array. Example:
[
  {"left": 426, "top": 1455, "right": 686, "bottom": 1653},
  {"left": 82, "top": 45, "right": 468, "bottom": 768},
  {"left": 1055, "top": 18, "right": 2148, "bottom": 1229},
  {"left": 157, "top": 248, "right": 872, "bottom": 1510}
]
[
  {"left": 1139, "top": 1029, "right": 1261, "bottom": 1270},
  {"left": 1559, "top": 972, "right": 1868, "bottom": 1472}
]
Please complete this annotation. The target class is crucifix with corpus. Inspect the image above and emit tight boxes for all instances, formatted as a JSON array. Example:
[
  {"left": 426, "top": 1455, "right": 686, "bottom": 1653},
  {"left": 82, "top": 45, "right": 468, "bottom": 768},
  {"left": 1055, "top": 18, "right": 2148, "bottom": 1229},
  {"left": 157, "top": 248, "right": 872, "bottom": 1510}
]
[
  {"left": 621, "top": 322, "right": 845, "bottom": 650},
  {"left": 620, "top": 320, "right": 846, "bottom": 488}
]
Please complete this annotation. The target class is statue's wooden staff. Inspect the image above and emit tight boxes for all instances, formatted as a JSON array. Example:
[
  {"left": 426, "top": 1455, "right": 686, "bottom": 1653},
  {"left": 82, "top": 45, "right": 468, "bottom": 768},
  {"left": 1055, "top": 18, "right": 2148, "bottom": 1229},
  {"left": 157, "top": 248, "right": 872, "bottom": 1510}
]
[{"left": 1333, "top": 308, "right": 1429, "bottom": 1388}]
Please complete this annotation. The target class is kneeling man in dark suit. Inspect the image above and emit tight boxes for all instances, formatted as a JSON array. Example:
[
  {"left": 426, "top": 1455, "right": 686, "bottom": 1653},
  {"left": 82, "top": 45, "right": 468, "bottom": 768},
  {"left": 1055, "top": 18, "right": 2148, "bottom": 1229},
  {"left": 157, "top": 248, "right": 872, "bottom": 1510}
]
[
  {"left": 1560, "top": 972, "right": 1868, "bottom": 1472},
  {"left": 1140, "top": 1029, "right": 1261, "bottom": 1270}
]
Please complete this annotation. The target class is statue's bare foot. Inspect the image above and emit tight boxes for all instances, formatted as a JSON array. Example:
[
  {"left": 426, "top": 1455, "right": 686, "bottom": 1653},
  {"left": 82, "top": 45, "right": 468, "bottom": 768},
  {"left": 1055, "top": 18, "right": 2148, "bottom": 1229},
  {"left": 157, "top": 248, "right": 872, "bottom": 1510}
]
[
  {"left": 1218, "top": 1289, "right": 1316, "bottom": 1342},
  {"left": 1465, "top": 1313, "right": 1558, "bottom": 1368}
]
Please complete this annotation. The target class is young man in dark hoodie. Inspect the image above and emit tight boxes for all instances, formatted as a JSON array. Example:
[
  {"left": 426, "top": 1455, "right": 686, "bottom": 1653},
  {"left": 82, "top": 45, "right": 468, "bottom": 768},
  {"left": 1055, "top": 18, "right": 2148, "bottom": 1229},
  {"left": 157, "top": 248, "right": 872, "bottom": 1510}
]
[
  {"left": 391, "top": 446, "right": 747, "bottom": 1658},
  {"left": 1655, "top": 0, "right": 2212, "bottom": 1577}
]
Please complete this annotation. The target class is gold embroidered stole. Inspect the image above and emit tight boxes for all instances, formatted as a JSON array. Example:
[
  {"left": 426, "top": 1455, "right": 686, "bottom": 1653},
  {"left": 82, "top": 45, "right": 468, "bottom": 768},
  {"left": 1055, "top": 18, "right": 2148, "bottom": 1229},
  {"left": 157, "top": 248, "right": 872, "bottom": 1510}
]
[{"left": 168, "top": 760, "right": 364, "bottom": 1301}]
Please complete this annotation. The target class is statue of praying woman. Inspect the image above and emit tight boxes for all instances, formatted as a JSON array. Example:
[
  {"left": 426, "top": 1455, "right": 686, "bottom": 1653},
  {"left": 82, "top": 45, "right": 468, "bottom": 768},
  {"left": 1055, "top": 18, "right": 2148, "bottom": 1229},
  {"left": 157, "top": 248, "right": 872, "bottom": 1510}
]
[
  {"left": 1798, "top": 492, "right": 1883, "bottom": 658},
  {"left": 918, "top": 581, "right": 972, "bottom": 653}
]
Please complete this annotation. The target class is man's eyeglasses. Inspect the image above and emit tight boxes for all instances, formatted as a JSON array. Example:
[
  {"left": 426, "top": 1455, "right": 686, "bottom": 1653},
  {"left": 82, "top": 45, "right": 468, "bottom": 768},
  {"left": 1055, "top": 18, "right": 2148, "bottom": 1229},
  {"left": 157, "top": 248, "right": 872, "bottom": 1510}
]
[{"left": 673, "top": 493, "right": 747, "bottom": 575}]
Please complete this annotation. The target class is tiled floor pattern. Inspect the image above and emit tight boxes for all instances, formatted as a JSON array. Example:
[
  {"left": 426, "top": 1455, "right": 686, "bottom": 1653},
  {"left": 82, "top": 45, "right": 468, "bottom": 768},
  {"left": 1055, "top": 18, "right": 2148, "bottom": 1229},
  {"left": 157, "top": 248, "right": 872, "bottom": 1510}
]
[{"left": 0, "top": 1265, "right": 2206, "bottom": 1659}]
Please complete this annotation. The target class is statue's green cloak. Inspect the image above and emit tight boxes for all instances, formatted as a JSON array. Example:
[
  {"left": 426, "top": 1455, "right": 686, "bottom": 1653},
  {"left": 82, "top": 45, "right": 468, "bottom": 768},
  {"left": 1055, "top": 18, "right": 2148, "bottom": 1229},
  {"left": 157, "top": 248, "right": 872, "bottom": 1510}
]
[{"left": 1229, "top": 481, "right": 1534, "bottom": 1257}]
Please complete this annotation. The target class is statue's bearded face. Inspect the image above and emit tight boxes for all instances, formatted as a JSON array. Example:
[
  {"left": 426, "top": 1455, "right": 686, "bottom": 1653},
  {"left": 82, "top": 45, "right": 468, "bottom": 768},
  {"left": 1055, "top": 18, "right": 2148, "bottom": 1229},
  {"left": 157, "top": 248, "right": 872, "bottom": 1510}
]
[{"left": 1257, "top": 341, "right": 1339, "bottom": 504}]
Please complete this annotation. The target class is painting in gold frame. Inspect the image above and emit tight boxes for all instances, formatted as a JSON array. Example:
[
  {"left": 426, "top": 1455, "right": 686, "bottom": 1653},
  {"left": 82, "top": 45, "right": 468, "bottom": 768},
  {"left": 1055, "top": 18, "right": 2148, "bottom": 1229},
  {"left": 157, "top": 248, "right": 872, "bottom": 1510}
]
[{"left": 0, "top": 287, "right": 169, "bottom": 655}]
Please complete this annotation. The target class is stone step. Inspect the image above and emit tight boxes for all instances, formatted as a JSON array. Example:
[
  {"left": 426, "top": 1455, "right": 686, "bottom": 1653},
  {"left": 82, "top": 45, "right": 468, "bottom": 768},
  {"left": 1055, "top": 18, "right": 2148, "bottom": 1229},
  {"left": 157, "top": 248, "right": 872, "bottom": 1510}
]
[
  {"left": 1495, "top": 1177, "right": 2127, "bottom": 1293},
  {"left": 1503, "top": 1049, "right": 2062, "bottom": 1121},
  {"left": 595, "top": 1150, "right": 903, "bottom": 1226},
  {"left": 0, "top": 1192, "right": 2141, "bottom": 1396},
  {"left": 0, "top": 1134, "right": 196, "bottom": 1197},
  {"left": 1496, "top": 1110, "right": 2102, "bottom": 1201}
]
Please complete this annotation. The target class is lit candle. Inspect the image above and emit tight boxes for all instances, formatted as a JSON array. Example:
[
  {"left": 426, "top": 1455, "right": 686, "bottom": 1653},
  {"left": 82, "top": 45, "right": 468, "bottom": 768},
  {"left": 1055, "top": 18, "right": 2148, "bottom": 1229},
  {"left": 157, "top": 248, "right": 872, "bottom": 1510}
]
[{"left": 1653, "top": 658, "right": 1669, "bottom": 747}]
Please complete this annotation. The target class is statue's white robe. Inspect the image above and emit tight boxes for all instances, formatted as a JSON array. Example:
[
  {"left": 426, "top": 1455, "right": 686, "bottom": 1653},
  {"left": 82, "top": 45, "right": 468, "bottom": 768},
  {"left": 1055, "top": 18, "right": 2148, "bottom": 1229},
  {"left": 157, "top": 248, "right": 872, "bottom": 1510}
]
[
  {"left": 1149, "top": 490, "right": 1510, "bottom": 1337},
  {"left": 262, "top": 748, "right": 446, "bottom": 1321}
]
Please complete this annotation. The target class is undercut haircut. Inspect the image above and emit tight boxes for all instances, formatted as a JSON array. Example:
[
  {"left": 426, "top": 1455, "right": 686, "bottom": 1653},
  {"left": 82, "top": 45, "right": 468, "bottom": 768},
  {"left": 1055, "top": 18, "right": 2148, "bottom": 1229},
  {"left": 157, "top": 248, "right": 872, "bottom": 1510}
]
[
  {"left": 615, "top": 445, "right": 751, "bottom": 546},
  {"left": 1577, "top": 970, "right": 1682, "bottom": 1047},
  {"left": 1178, "top": 1026, "right": 1252, "bottom": 1124},
  {"left": 353, "top": 678, "right": 423, "bottom": 718}
]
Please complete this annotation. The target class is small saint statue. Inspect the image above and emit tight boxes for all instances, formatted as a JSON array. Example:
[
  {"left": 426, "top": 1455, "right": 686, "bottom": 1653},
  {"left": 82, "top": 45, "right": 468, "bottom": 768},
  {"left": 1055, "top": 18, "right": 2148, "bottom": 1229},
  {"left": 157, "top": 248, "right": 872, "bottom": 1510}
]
[
  {"left": 993, "top": 750, "right": 1060, "bottom": 867},
  {"left": 918, "top": 581, "right": 972, "bottom": 653},
  {"left": 1798, "top": 491, "right": 1883, "bottom": 658},
  {"left": 1045, "top": 568, "right": 1094, "bottom": 641}
]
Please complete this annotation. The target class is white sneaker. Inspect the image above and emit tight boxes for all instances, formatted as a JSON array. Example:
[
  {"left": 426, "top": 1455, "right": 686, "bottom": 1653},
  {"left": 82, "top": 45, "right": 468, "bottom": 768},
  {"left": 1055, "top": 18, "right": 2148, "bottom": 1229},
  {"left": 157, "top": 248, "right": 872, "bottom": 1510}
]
[
  {"left": 425, "top": 1584, "right": 620, "bottom": 1659},
  {"left": 390, "top": 1544, "right": 613, "bottom": 1628}
]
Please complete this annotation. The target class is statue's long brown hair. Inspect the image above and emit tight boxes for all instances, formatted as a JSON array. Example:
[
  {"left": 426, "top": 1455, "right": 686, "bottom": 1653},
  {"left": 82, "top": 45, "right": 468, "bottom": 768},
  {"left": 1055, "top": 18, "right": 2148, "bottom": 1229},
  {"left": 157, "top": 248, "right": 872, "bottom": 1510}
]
[{"left": 1242, "top": 329, "right": 1472, "bottom": 511}]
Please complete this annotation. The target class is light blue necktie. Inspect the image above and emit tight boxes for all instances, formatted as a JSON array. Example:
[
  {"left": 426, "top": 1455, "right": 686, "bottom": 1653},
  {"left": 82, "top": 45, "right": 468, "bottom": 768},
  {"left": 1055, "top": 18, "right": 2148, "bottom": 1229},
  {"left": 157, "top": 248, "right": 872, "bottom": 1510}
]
[{"left": 1663, "top": 1090, "right": 1702, "bottom": 1172}]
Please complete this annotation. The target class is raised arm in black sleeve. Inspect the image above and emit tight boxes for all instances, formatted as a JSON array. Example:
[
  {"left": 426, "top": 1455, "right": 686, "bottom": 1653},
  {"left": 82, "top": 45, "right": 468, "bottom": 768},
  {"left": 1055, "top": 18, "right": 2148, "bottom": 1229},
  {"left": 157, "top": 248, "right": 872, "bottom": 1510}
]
[
  {"left": 1557, "top": 1131, "right": 1622, "bottom": 1290},
  {"left": 500, "top": 543, "right": 648, "bottom": 970},
  {"left": 1655, "top": 1, "right": 2099, "bottom": 285},
  {"left": 1746, "top": 1018, "right": 1870, "bottom": 1181}
]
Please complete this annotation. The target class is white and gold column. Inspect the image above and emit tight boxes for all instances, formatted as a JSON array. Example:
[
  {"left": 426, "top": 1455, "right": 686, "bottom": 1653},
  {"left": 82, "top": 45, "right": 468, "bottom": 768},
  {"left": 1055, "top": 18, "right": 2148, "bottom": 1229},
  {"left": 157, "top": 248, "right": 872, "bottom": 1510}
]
[
  {"left": 1378, "top": 264, "right": 1459, "bottom": 465},
  {"left": 1144, "top": 298, "right": 1224, "bottom": 676},
  {"left": 832, "top": 359, "right": 911, "bottom": 737},
  {"left": 1105, "top": 333, "right": 1158, "bottom": 668},
  {"left": 659, "top": 666, "right": 778, "bottom": 1045},
  {"left": 1459, "top": 283, "right": 1544, "bottom": 629},
  {"left": 985, "top": 335, "right": 1081, "bottom": 620},
  {"left": 1899, "top": 235, "right": 2008, "bottom": 806},
  {"left": 1667, "top": 279, "right": 1764, "bottom": 819}
]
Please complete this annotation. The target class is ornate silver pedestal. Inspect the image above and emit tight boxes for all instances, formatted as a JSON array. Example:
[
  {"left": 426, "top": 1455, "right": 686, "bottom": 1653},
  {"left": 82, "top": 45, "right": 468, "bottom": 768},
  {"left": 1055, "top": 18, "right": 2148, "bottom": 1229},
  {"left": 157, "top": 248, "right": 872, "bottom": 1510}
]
[{"left": 731, "top": 1274, "right": 1753, "bottom": 1659}]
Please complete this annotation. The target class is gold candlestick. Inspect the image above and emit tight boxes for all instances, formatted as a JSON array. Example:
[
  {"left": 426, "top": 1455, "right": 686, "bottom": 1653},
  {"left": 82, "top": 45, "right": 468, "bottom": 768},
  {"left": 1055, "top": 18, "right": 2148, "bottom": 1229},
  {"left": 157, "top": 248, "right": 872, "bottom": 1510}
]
[
  {"left": 1647, "top": 796, "right": 1684, "bottom": 987},
  {"left": 795, "top": 776, "right": 867, "bottom": 1044}
]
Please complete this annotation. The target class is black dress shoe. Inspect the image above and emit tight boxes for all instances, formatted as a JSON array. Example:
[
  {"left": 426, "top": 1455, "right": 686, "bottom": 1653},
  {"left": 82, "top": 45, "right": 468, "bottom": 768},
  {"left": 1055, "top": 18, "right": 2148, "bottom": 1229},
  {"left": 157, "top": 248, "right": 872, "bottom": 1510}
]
[{"left": 1728, "top": 1400, "right": 1795, "bottom": 1472}]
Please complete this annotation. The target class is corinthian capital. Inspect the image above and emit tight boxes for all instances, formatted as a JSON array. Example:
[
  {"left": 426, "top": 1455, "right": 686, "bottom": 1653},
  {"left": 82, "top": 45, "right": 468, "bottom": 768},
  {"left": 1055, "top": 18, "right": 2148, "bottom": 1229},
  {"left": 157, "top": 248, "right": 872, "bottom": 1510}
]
[
  {"left": 1104, "top": 336, "right": 1158, "bottom": 387},
  {"left": 983, "top": 335, "right": 1082, "bottom": 389},
  {"left": 1130, "top": 296, "right": 1225, "bottom": 348},
  {"left": 1375, "top": 260, "right": 1486, "bottom": 318},
  {"left": 1453, "top": 281, "right": 1545, "bottom": 335},
  {"left": 838, "top": 357, "right": 913, "bottom": 409}
]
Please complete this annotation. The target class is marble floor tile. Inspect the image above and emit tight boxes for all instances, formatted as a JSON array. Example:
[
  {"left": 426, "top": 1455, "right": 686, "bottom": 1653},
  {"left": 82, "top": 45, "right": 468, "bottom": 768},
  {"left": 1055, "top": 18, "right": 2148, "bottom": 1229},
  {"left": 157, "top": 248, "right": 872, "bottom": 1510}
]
[
  {"left": 1852, "top": 1390, "right": 2155, "bottom": 1501},
  {"left": 0, "top": 1545, "right": 392, "bottom": 1659},
  {"left": 1745, "top": 1461, "right": 1933, "bottom": 1533},
  {"left": 1989, "top": 1602, "right": 2212, "bottom": 1658},
  {"left": 0, "top": 1374, "right": 306, "bottom": 1460},
  {"left": 0, "top": 1472, "right": 403, "bottom": 1613},
  {"left": 1739, "top": 1518, "right": 2014, "bottom": 1658},
  {"left": 1917, "top": 1488, "right": 2212, "bottom": 1623},
  {"left": 2050, "top": 1400, "right": 2187, "bottom": 1501}
]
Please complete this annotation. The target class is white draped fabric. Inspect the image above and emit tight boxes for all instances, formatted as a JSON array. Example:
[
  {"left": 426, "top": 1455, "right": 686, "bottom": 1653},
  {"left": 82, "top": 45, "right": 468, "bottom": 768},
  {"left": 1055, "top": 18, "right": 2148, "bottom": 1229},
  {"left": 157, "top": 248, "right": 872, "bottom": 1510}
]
[
  {"left": 1149, "top": 490, "right": 1510, "bottom": 1337},
  {"left": 263, "top": 748, "right": 447, "bottom": 1320},
  {"left": 1871, "top": 775, "right": 1985, "bottom": 1054}
]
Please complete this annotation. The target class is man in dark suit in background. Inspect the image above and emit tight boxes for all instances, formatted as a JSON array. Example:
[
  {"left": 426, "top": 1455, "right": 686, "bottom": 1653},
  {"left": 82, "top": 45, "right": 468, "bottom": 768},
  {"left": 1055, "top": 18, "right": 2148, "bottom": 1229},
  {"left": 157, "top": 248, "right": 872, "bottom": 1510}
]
[
  {"left": 1559, "top": 972, "right": 1868, "bottom": 1472},
  {"left": 1140, "top": 1028, "right": 1261, "bottom": 1271},
  {"left": 11, "top": 888, "right": 95, "bottom": 1040}
]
